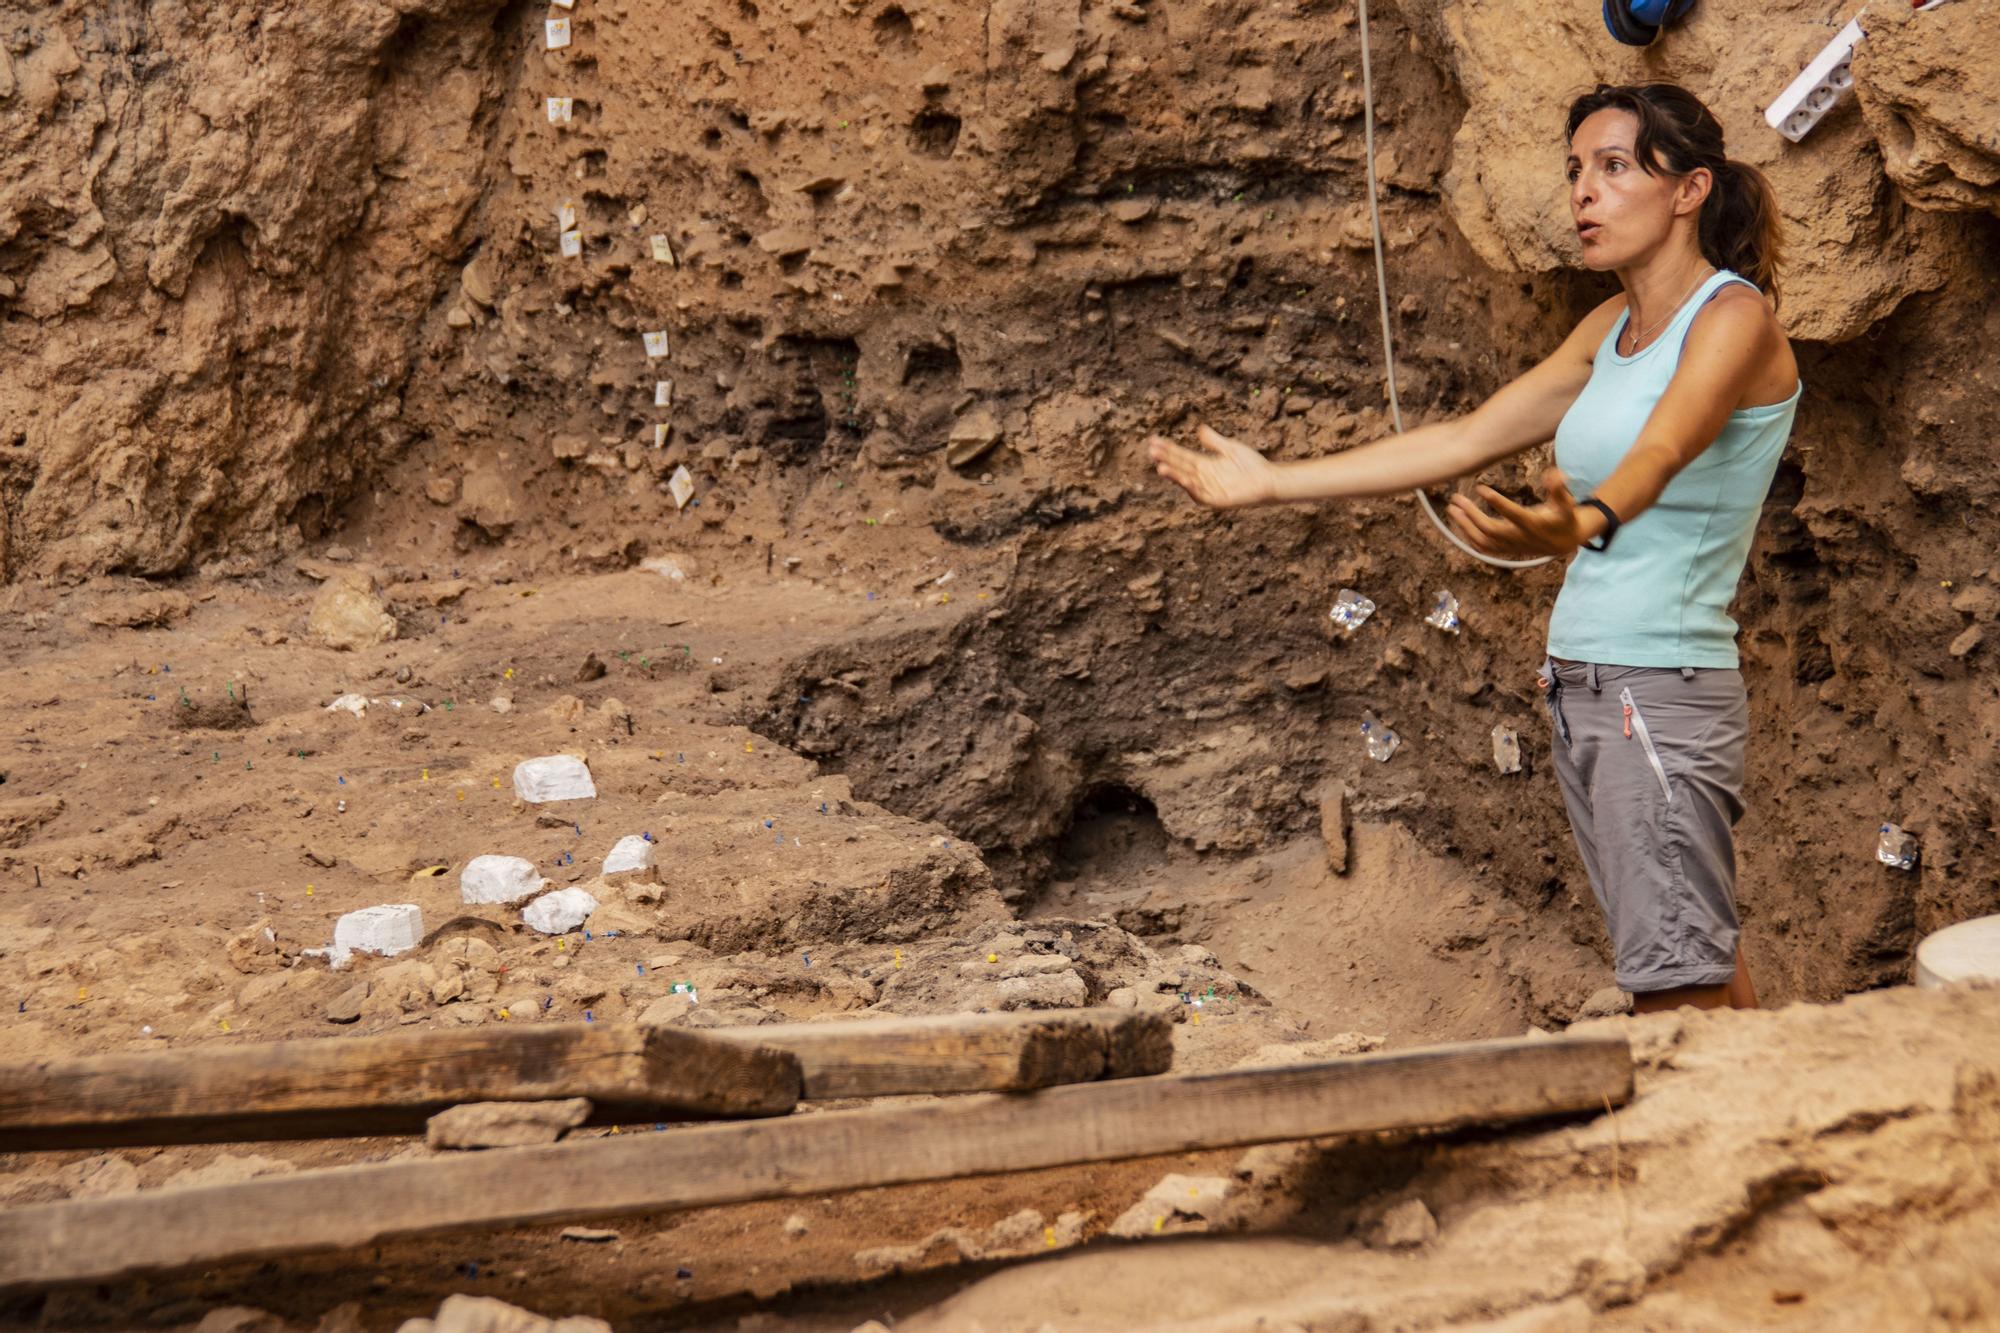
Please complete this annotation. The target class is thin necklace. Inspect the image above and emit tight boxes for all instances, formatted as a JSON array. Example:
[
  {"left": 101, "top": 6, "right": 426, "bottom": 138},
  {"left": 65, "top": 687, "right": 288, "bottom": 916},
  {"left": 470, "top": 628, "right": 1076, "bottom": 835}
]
[{"left": 1620, "top": 266, "right": 1713, "bottom": 356}]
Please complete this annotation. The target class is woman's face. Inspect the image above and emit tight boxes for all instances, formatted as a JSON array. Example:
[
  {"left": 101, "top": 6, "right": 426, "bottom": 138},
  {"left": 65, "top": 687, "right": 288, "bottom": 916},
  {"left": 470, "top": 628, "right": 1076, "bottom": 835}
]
[{"left": 1566, "top": 108, "right": 1703, "bottom": 271}]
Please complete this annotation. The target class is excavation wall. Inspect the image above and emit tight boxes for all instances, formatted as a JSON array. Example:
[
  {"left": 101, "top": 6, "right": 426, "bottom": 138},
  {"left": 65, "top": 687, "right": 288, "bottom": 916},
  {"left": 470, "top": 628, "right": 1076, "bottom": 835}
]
[{"left": 5, "top": 0, "right": 1998, "bottom": 1002}]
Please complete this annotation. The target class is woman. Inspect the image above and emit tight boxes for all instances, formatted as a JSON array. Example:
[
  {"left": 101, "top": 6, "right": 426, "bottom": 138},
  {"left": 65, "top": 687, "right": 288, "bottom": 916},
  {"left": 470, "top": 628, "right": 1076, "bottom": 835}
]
[{"left": 1146, "top": 83, "right": 1800, "bottom": 1015}]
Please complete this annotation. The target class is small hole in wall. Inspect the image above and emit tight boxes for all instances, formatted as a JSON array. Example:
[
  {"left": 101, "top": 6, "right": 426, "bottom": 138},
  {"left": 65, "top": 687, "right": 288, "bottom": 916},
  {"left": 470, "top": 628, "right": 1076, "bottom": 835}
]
[
  {"left": 910, "top": 110, "right": 960, "bottom": 158},
  {"left": 873, "top": 6, "right": 915, "bottom": 49}
]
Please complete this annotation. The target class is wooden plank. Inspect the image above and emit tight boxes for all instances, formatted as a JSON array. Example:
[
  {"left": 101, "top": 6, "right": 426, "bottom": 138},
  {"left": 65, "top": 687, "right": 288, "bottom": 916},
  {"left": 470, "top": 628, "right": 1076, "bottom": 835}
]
[
  {"left": 0, "top": 1033, "right": 1632, "bottom": 1289},
  {"left": 0, "top": 1024, "right": 801, "bottom": 1151},
  {"left": 708, "top": 1008, "right": 1173, "bottom": 1098}
]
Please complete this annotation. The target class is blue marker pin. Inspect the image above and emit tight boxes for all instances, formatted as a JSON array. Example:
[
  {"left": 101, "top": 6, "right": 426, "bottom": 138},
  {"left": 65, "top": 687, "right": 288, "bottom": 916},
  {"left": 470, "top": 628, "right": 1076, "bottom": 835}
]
[
  {"left": 764, "top": 819, "right": 773, "bottom": 828},
  {"left": 338, "top": 776, "right": 346, "bottom": 785},
  {"left": 643, "top": 831, "right": 654, "bottom": 842},
  {"left": 803, "top": 952, "right": 812, "bottom": 967},
  {"left": 636, "top": 963, "right": 645, "bottom": 975},
  {"left": 584, "top": 1009, "right": 594, "bottom": 1023}
]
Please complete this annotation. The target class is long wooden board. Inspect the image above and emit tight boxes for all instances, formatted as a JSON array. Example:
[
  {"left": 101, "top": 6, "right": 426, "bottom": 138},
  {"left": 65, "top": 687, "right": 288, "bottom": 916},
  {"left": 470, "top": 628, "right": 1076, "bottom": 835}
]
[
  {"left": 709, "top": 1008, "right": 1172, "bottom": 1098},
  {"left": 0, "top": 1034, "right": 1632, "bottom": 1289},
  {"left": 0, "top": 1024, "right": 801, "bottom": 1151}
]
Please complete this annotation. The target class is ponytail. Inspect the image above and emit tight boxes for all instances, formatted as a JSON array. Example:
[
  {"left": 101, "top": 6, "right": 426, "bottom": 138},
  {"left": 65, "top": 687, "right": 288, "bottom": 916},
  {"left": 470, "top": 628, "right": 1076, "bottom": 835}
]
[
  {"left": 1703, "top": 159, "right": 1783, "bottom": 310},
  {"left": 1566, "top": 83, "right": 1786, "bottom": 310}
]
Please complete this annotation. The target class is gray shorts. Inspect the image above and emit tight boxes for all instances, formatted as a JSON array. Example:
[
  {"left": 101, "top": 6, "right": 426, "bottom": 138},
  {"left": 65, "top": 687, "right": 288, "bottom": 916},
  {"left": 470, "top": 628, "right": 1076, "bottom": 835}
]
[{"left": 1540, "top": 658, "right": 1747, "bottom": 993}]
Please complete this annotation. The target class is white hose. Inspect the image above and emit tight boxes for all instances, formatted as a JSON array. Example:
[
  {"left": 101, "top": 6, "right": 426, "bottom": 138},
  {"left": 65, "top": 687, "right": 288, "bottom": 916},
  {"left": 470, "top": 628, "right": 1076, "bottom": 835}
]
[{"left": 1357, "top": 0, "right": 1553, "bottom": 571}]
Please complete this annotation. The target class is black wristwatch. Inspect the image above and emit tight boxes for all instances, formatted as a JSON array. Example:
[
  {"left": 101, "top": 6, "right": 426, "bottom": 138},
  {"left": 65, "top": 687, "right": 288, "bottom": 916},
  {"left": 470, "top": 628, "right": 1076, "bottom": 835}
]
[{"left": 1579, "top": 497, "right": 1622, "bottom": 552}]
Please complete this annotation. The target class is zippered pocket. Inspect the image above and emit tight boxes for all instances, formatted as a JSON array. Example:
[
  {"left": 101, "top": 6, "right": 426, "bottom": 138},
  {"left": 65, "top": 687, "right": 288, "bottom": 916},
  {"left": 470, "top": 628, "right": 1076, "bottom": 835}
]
[{"left": 1619, "top": 686, "right": 1673, "bottom": 805}]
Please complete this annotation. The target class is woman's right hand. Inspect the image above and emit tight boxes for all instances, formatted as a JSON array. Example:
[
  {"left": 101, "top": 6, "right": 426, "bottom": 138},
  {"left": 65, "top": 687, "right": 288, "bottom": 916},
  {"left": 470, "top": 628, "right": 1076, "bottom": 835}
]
[{"left": 1146, "top": 424, "right": 1279, "bottom": 509}]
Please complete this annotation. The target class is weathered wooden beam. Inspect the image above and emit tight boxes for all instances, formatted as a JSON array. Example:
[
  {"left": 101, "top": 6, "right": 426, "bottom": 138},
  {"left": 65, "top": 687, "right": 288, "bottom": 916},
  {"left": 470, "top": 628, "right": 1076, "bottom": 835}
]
[
  {"left": 0, "top": 1024, "right": 801, "bottom": 1151},
  {"left": 0, "top": 1034, "right": 1633, "bottom": 1289},
  {"left": 708, "top": 1008, "right": 1173, "bottom": 1098}
]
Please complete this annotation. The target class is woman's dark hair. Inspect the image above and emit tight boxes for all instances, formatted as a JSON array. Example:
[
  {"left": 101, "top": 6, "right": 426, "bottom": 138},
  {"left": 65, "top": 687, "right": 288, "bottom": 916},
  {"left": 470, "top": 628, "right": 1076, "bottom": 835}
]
[{"left": 1565, "top": 83, "right": 1783, "bottom": 309}]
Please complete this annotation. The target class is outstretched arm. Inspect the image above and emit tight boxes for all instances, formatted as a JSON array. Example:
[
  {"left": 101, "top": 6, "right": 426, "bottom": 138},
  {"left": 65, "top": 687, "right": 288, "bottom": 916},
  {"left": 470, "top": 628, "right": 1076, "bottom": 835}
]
[{"left": 1146, "top": 297, "right": 1619, "bottom": 509}]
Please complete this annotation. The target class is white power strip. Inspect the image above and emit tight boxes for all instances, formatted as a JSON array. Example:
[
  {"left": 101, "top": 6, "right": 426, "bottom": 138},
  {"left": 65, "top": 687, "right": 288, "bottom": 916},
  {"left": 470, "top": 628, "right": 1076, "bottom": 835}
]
[
  {"left": 1764, "top": 18, "right": 1863, "bottom": 143},
  {"left": 1765, "top": 2, "right": 1954, "bottom": 144}
]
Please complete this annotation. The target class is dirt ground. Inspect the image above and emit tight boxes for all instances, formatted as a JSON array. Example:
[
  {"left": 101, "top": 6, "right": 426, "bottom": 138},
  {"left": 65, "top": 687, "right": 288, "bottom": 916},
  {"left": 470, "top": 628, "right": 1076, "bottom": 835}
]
[
  {"left": 3, "top": 564, "right": 1999, "bottom": 1332},
  {"left": 5, "top": 0, "right": 2000, "bottom": 1328}
]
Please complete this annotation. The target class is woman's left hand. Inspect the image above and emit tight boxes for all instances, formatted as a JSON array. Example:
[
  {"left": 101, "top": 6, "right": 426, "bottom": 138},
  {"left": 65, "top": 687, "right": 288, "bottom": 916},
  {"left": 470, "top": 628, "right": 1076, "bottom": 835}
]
[{"left": 1445, "top": 469, "right": 1591, "bottom": 559}]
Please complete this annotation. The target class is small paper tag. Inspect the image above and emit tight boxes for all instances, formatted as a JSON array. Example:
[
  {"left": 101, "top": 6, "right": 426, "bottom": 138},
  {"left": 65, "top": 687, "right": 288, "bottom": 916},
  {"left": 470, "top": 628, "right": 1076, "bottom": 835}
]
[
  {"left": 551, "top": 0, "right": 575, "bottom": 8},
  {"left": 643, "top": 330, "right": 670, "bottom": 359},
  {"left": 670, "top": 465, "right": 695, "bottom": 509},
  {"left": 546, "top": 97, "right": 573, "bottom": 124},
  {"left": 556, "top": 200, "right": 577, "bottom": 231},
  {"left": 654, "top": 380, "right": 674, "bottom": 408},
  {"left": 649, "top": 234, "right": 676, "bottom": 266},
  {"left": 654, "top": 422, "right": 672, "bottom": 449},
  {"left": 559, "top": 229, "right": 582, "bottom": 258},
  {"left": 545, "top": 17, "right": 571, "bottom": 49}
]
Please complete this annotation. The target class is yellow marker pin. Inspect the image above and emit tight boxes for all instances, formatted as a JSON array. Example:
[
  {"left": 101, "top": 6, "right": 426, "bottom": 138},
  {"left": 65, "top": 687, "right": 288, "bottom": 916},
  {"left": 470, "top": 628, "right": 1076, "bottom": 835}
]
[
  {"left": 1044, "top": 1226, "right": 1057, "bottom": 1248},
  {"left": 499, "top": 1008, "right": 511, "bottom": 1020},
  {"left": 457, "top": 790, "right": 465, "bottom": 802},
  {"left": 306, "top": 884, "right": 314, "bottom": 896},
  {"left": 558, "top": 939, "right": 567, "bottom": 952},
  {"left": 504, "top": 668, "right": 515, "bottom": 680},
  {"left": 1153, "top": 1215, "right": 1165, "bottom": 1233},
  {"left": 745, "top": 742, "right": 754, "bottom": 753},
  {"left": 422, "top": 768, "right": 429, "bottom": 781},
  {"left": 77, "top": 987, "right": 88, "bottom": 1002},
  {"left": 1191, "top": 1013, "right": 1201, "bottom": 1026},
  {"left": 611, "top": 1124, "right": 622, "bottom": 1134},
  {"left": 893, "top": 949, "right": 903, "bottom": 970},
  {"left": 986, "top": 952, "right": 998, "bottom": 964},
  {"left": 220, "top": 1019, "right": 232, "bottom": 1033},
  {"left": 493, "top": 777, "right": 501, "bottom": 788}
]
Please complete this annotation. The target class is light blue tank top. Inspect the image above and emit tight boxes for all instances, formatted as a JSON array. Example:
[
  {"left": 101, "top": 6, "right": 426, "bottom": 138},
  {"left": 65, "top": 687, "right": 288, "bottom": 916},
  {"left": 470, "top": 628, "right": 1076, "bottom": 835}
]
[{"left": 1546, "top": 269, "right": 1801, "bottom": 669}]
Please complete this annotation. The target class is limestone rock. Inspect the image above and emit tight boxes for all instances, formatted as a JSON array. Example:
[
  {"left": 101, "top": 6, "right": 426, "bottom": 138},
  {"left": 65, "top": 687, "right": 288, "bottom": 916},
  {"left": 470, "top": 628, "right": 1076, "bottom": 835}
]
[
  {"left": 425, "top": 1099, "right": 593, "bottom": 1150},
  {"left": 1109, "top": 1173, "right": 1234, "bottom": 1237},
  {"left": 308, "top": 572, "right": 396, "bottom": 652},
  {"left": 1854, "top": 1, "right": 2000, "bottom": 217},
  {"left": 458, "top": 466, "right": 521, "bottom": 539},
  {"left": 325, "top": 982, "right": 368, "bottom": 1024},
  {"left": 461, "top": 854, "right": 549, "bottom": 906},
  {"left": 522, "top": 887, "right": 598, "bottom": 935},
  {"left": 1371, "top": 1197, "right": 1439, "bottom": 1250}
]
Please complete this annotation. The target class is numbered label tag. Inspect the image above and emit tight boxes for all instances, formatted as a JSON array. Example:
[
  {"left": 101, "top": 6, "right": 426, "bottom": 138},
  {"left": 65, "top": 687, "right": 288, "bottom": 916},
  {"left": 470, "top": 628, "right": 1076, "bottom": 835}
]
[
  {"left": 654, "top": 380, "right": 674, "bottom": 407},
  {"left": 559, "top": 229, "right": 582, "bottom": 258},
  {"left": 546, "top": 97, "right": 574, "bottom": 124},
  {"left": 556, "top": 200, "right": 577, "bottom": 232},
  {"left": 545, "top": 17, "right": 571, "bottom": 49},
  {"left": 669, "top": 465, "right": 695, "bottom": 509},
  {"left": 643, "top": 330, "right": 670, "bottom": 359},
  {"left": 654, "top": 422, "right": 673, "bottom": 449},
  {"left": 551, "top": 0, "right": 575, "bottom": 8},
  {"left": 649, "top": 234, "right": 676, "bottom": 266}
]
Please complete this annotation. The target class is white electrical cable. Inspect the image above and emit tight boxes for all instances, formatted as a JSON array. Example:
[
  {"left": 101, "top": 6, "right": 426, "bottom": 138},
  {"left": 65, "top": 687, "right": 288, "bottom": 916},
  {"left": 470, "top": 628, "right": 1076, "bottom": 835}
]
[{"left": 1357, "top": 0, "right": 1553, "bottom": 571}]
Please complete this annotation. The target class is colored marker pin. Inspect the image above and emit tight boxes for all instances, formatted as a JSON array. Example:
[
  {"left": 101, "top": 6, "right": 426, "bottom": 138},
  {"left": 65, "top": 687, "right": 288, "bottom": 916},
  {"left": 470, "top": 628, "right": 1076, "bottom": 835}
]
[
  {"left": 583, "top": 1010, "right": 593, "bottom": 1023},
  {"left": 498, "top": 1008, "right": 510, "bottom": 1020},
  {"left": 987, "top": 953, "right": 999, "bottom": 964},
  {"left": 1045, "top": 1226, "right": 1057, "bottom": 1248},
  {"left": 220, "top": 1019, "right": 232, "bottom": 1033},
  {"left": 306, "top": 884, "right": 314, "bottom": 896},
  {"left": 77, "top": 987, "right": 87, "bottom": 1002},
  {"left": 422, "top": 769, "right": 429, "bottom": 781},
  {"left": 339, "top": 776, "right": 346, "bottom": 785},
  {"left": 557, "top": 939, "right": 566, "bottom": 952},
  {"left": 636, "top": 964, "right": 645, "bottom": 975}
]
